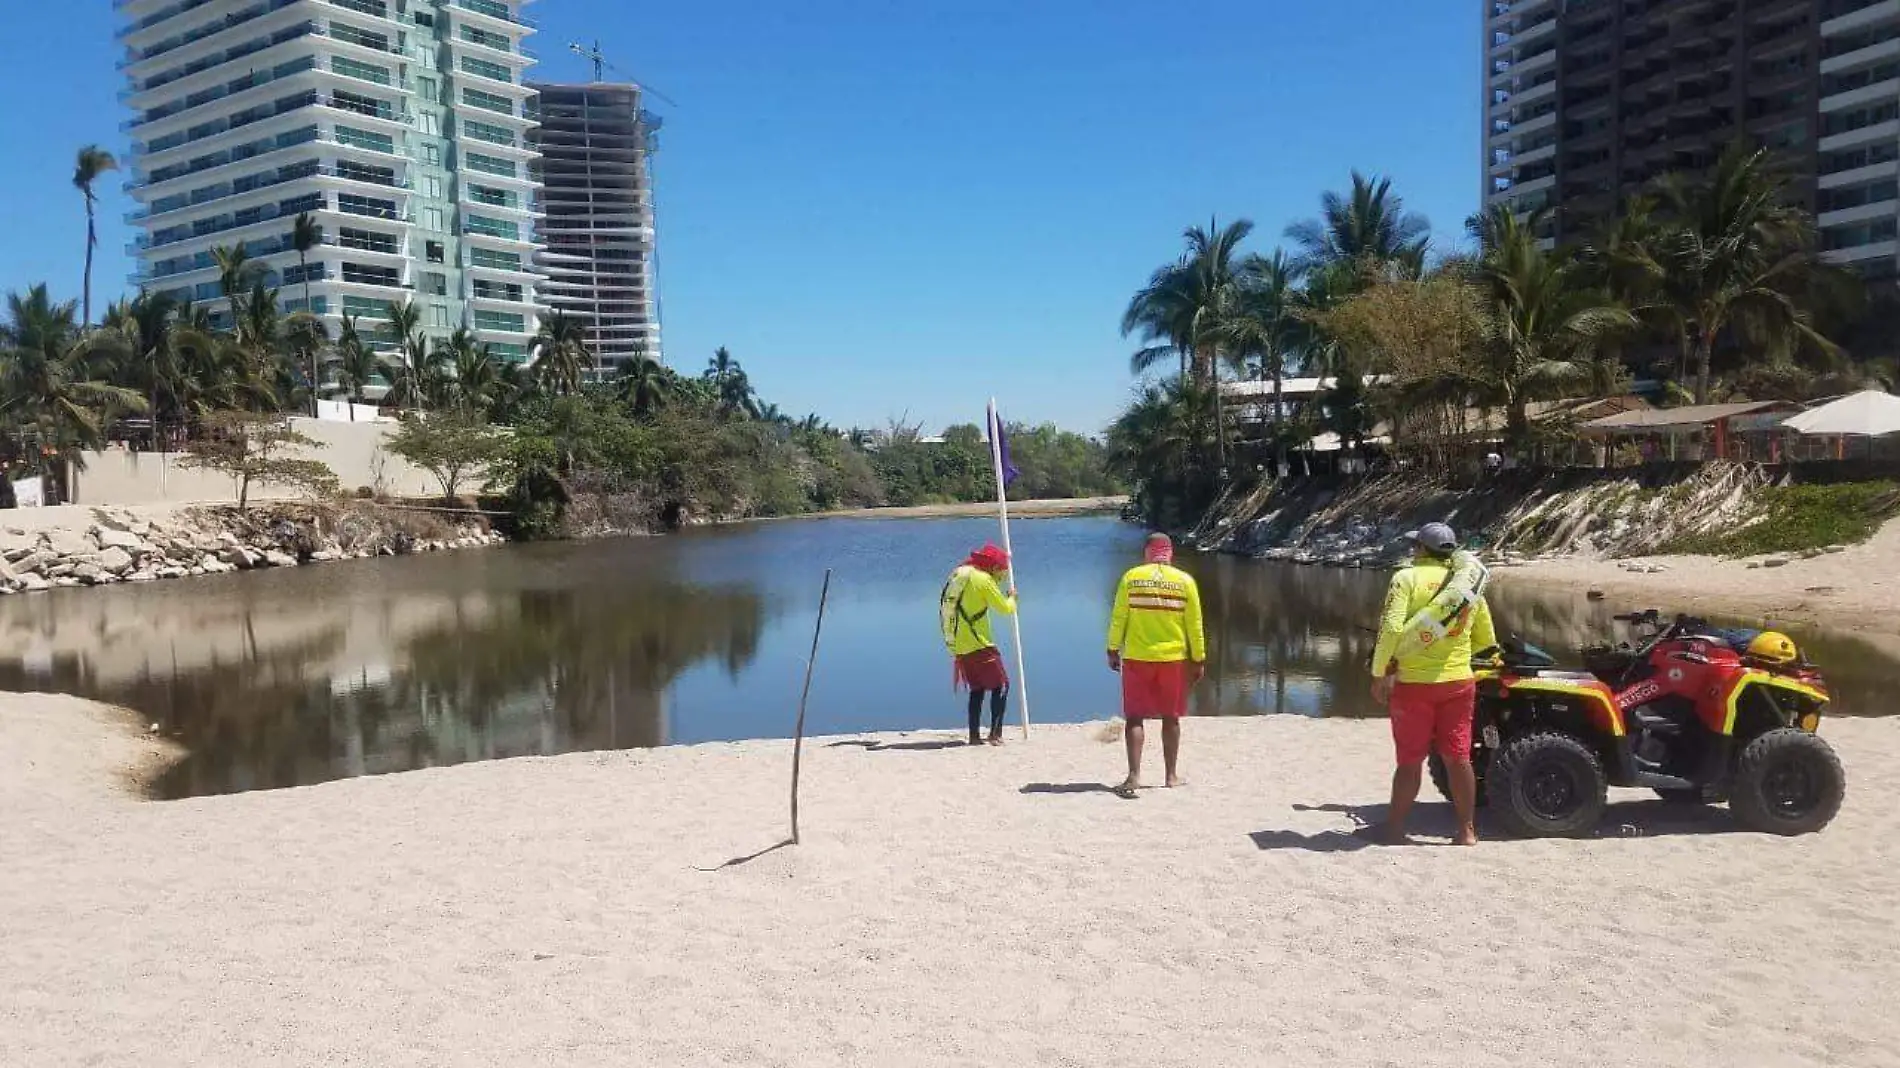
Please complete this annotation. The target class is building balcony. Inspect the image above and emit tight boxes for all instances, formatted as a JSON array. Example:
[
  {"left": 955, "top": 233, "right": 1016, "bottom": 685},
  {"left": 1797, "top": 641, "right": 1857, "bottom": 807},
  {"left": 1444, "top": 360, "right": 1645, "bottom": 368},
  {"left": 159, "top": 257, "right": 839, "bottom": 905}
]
[
  {"left": 130, "top": 167, "right": 410, "bottom": 225},
  {"left": 1502, "top": 47, "right": 1556, "bottom": 82},
  {"left": 467, "top": 290, "right": 538, "bottom": 311},
  {"left": 1513, "top": 79, "right": 1558, "bottom": 109},
  {"left": 119, "top": 0, "right": 222, "bottom": 45},
  {"left": 1823, "top": 237, "right": 1898, "bottom": 263},
  {"left": 456, "top": 136, "right": 539, "bottom": 161},
  {"left": 1823, "top": 35, "right": 1900, "bottom": 77},
  {"left": 122, "top": 1, "right": 309, "bottom": 78},
  {"left": 1821, "top": 78, "right": 1900, "bottom": 113},
  {"left": 464, "top": 260, "right": 545, "bottom": 283},
  {"left": 1821, "top": 117, "right": 1900, "bottom": 152},
  {"left": 447, "top": 0, "right": 538, "bottom": 36},
  {"left": 1820, "top": 200, "right": 1899, "bottom": 227},
  {"left": 1509, "top": 110, "right": 1558, "bottom": 137},
  {"left": 124, "top": 27, "right": 320, "bottom": 110},
  {"left": 1821, "top": 158, "right": 1900, "bottom": 188},
  {"left": 319, "top": 0, "right": 403, "bottom": 29},
  {"left": 137, "top": 108, "right": 324, "bottom": 169},
  {"left": 133, "top": 209, "right": 314, "bottom": 259},
  {"left": 1822, "top": 0, "right": 1900, "bottom": 38},
  {"left": 326, "top": 233, "right": 411, "bottom": 261}
]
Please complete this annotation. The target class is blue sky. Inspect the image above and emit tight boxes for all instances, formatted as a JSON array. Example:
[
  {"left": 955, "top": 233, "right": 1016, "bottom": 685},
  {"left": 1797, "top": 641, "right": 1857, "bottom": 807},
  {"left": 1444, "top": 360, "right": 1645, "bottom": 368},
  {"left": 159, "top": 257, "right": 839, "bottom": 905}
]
[{"left": 0, "top": 0, "right": 1478, "bottom": 435}]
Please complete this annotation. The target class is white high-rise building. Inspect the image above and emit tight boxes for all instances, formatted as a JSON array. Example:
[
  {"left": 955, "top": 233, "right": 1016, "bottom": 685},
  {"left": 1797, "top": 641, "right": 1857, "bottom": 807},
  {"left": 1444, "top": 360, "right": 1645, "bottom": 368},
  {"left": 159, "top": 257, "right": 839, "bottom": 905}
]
[{"left": 119, "top": 0, "right": 546, "bottom": 365}]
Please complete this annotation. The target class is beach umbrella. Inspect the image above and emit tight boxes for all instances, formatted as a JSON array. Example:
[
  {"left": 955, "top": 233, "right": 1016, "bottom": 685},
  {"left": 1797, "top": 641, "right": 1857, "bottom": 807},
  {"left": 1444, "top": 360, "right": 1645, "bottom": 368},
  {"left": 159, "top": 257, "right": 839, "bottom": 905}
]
[{"left": 1781, "top": 390, "right": 1900, "bottom": 437}]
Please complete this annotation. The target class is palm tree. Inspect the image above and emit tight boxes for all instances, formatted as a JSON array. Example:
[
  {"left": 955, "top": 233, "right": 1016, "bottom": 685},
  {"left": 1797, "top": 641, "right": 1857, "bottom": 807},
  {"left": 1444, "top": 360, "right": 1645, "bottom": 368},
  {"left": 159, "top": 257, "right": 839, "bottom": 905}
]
[
  {"left": 332, "top": 314, "right": 385, "bottom": 418},
  {"left": 211, "top": 242, "right": 262, "bottom": 328},
  {"left": 612, "top": 350, "right": 671, "bottom": 416},
  {"left": 1219, "top": 249, "right": 1306, "bottom": 469},
  {"left": 291, "top": 213, "right": 321, "bottom": 308},
  {"left": 289, "top": 213, "right": 324, "bottom": 410},
  {"left": 282, "top": 310, "right": 330, "bottom": 417},
  {"left": 1105, "top": 376, "right": 1222, "bottom": 526},
  {"left": 1121, "top": 217, "right": 1255, "bottom": 386},
  {"left": 1650, "top": 146, "right": 1841, "bottom": 403},
  {"left": 382, "top": 300, "right": 428, "bottom": 408},
  {"left": 1286, "top": 171, "right": 1430, "bottom": 282},
  {"left": 442, "top": 327, "right": 500, "bottom": 414},
  {"left": 702, "top": 346, "right": 757, "bottom": 418},
  {"left": 73, "top": 146, "right": 118, "bottom": 326},
  {"left": 0, "top": 285, "right": 146, "bottom": 498},
  {"left": 99, "top": 291, "right": 198, "bottom": 450},
  {"left": 1469, "top": 205, "right": 1637, "bottom": 445},
  {"left": 531, "top": 311, "right": 590, "bottom": 397}
]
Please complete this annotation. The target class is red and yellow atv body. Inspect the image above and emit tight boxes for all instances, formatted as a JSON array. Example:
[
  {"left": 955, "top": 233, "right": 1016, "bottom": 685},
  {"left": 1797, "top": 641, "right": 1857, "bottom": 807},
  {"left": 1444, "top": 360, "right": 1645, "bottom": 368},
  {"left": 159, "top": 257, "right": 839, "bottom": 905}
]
[{"left": 1453, "top": 612, "right": 1844, "bottom": 838}]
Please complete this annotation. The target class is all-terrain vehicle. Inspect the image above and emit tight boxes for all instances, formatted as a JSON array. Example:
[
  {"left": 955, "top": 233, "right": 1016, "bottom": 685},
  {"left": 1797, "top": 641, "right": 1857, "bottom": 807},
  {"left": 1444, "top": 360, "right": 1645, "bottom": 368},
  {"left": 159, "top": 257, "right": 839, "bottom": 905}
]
[{"left": 1430, "top": 610, "right": 1846, "bottom": 838}]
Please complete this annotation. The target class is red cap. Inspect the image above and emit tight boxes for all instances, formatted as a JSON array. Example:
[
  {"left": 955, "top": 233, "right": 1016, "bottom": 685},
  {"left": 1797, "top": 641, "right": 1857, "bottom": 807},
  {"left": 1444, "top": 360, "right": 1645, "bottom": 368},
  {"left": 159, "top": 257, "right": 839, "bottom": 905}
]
[{"left": 968, "top": 543, "right": 1010, "bottom": 572}]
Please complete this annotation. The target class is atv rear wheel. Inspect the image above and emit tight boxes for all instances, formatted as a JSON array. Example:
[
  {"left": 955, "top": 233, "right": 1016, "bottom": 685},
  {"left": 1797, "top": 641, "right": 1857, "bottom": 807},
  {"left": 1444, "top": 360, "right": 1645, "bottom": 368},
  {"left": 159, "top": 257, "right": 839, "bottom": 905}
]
[
  {"left": 1488, "top": 731, "right": 1607, "bottom": 839},
  {"left": 1730, "top": 728, "right": 1845, "bottom": 836},
  {"left": 1428, "top": 753, "right": 1488, "bottom": 807}
]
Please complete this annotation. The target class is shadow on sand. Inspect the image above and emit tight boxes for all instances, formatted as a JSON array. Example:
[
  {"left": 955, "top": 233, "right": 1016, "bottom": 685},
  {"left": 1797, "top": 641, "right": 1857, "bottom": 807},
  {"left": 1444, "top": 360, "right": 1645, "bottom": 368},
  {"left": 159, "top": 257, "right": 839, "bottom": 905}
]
[
  {"left": 1251, "top": 798, "right": 1744, "bottom": 852},
  {"left": 694, "top": 838, "right": 794, "bottom": 872},
  {"left": 827, "top": 738, "right": 974, "bottom": 753},
  {"left": 1019, "top": 782, "right": 1119, "bottom": 796}
]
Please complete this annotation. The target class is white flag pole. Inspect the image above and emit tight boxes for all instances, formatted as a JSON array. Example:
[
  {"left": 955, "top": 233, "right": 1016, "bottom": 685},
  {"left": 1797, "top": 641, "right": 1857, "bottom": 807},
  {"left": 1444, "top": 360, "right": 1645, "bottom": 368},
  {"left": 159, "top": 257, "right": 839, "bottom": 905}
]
[{"left": 987, "top": 398, "right": 1031, "bottom": 739}]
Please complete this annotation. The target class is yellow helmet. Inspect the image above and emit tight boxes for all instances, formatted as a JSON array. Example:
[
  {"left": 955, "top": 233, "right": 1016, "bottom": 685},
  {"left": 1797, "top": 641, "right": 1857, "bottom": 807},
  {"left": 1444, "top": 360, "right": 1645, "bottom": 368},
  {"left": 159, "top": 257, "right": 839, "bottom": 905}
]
[{"left": 1746, "top": 631, "right": 1799, "bottom": 665}]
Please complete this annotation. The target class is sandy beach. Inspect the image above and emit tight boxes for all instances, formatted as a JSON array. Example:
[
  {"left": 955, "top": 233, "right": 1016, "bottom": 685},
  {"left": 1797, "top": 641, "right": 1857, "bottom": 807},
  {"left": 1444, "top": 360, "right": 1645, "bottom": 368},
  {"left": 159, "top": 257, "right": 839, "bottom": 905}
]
[
  {"left": 1509, "top": 515, "right": 1900, "bottom": 644},
  {"left": 4, "top": 693, "right": 1897, "bottom": 1067}
]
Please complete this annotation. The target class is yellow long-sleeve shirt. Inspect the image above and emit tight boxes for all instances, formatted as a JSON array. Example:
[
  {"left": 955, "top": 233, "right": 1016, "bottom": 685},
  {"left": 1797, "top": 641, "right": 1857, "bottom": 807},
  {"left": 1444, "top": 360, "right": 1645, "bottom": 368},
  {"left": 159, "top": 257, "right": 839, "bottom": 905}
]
[
  {"left": 1107, "top": 563, "right": 1205, "bottom": 663},
  {"left": 1370, "top": 560, "right": 1497, "bottom": 684},
  {"left": 944, "top": 566, "right": 1017, "bottom": 656}
]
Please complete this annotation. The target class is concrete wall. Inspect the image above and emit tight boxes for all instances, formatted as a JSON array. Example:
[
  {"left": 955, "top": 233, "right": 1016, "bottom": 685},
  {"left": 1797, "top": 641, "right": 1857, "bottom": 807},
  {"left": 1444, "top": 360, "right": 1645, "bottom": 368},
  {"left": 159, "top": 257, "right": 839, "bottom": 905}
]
[{"left": 69, "top": 417, "right": 445, "bottom": 506}]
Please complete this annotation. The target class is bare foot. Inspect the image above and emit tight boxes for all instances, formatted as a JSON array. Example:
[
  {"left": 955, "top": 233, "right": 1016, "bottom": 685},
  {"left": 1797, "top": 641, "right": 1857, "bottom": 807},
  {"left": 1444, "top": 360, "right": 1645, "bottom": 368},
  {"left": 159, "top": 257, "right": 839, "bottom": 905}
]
[
  {"left": 967, "top": 737, "right": 983, "bottom": 747},
  {"left": 1354, "top": 825, "right": 1414, "bottom": 846},
  {"left": 1454, "top": 829, "right": 1479, "bottom": 847},
  {"left": 987, "top": 735, "right": 1004, "bottom": 747},
  {"left": 1165, "top": 775, "right": 1187, "bottom": 788},
  {"left": 1113, "top": 779, "right": 1140, "bottom": 799}
]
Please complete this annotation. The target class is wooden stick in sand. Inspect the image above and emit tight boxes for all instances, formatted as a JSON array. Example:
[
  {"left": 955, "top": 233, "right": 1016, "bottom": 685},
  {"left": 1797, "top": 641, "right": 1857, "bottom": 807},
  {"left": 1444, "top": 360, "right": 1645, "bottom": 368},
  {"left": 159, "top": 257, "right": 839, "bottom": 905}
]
[{"left": 790, "top": 569, "right": 834, "bottom": 846}]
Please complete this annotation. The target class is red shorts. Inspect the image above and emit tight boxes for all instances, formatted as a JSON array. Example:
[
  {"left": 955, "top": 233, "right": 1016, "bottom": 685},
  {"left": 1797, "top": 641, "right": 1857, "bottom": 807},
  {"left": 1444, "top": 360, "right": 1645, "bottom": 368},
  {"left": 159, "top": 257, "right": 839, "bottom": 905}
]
[
  {"left": 953, "top": 648, "right": 1009, "bottom": 692},
  {"left": 1122, "top": 659, "right": 1192, "bottom": 720},
  {"left": 1389, "top": 680, "right": 1477, "bottom": 765}
]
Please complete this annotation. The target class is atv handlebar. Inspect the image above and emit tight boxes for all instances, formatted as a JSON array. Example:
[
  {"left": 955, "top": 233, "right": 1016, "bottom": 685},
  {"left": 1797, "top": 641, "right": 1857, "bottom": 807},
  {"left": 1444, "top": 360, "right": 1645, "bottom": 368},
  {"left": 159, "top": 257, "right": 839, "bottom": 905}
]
[{"left": 1613, "top": 609, "right": 1708, "bottom": 634}]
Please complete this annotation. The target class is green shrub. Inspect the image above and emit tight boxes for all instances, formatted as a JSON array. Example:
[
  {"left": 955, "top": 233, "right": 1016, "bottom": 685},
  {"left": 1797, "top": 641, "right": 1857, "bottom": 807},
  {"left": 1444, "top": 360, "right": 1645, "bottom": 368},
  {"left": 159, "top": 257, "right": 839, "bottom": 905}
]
[{"left": 1669, "top": 481, "right": 1900, "bottom": 557}]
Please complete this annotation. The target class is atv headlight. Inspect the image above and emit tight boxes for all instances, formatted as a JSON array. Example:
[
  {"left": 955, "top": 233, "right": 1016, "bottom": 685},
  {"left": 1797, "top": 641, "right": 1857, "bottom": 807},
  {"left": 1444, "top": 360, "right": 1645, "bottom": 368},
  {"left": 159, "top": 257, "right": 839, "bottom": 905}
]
[{"left": 1800, "top": 712, "right": 1820, "bottom": 732}]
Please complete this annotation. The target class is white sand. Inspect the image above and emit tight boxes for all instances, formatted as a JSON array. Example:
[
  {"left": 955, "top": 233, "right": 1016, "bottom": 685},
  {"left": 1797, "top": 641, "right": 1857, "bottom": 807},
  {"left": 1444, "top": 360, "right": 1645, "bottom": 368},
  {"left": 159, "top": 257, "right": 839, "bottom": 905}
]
[
  {"left": 1510, "top": 515, "right": 1900, "bottom": 644},
  {"left": 4, "top": 694, "right": 1899, "bottom": 1068}
]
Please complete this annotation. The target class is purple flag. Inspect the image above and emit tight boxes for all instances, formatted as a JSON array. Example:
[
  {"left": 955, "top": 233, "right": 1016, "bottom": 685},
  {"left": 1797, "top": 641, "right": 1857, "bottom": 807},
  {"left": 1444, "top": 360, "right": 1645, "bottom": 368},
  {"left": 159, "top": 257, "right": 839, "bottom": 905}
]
[{"left": 991, "top": 408, "right": 1020, "bottom": 486}]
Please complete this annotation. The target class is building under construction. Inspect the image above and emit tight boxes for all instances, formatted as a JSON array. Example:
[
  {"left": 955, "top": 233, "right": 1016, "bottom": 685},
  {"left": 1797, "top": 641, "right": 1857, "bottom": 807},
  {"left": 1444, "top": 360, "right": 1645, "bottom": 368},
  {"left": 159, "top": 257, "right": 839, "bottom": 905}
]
[{"left": 528, "top": 82, "right": 664, "bottom": 373}]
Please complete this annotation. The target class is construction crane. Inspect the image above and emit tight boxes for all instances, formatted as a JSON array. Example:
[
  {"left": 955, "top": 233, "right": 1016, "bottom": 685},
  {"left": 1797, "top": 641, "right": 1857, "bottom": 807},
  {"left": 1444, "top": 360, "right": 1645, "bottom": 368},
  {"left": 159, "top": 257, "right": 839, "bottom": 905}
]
[{"left": 566, "top": 40, "right": 679, "bottom": 108}]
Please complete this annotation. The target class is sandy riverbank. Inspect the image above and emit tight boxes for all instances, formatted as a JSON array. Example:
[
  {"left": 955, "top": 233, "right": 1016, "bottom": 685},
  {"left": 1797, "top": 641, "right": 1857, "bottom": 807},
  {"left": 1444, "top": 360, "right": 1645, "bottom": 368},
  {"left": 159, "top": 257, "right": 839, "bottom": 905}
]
[
  {"left": 4, "top": 694, "right": 1897, "bottom": 1067},
  {"left": 802, "top": 495, "right": 1128, "bottom": 520},
  {"left": 1507, "top": 513, "right": 1900, "bottom": 641}
]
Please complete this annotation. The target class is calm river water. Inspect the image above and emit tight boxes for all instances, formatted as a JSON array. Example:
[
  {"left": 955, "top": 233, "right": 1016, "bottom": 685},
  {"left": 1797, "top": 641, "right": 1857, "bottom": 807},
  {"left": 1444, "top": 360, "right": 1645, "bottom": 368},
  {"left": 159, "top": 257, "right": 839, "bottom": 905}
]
[{"left": 2, "top": 515, "right": 1894, "bottom": 798}]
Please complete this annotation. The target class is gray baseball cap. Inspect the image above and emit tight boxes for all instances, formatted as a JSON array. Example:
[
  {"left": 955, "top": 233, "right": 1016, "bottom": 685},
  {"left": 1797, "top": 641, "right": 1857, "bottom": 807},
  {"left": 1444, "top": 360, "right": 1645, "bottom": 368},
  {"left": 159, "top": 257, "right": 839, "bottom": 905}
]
[{"left": 1404, "top": 522, "right": 1458, "bottom": 554}]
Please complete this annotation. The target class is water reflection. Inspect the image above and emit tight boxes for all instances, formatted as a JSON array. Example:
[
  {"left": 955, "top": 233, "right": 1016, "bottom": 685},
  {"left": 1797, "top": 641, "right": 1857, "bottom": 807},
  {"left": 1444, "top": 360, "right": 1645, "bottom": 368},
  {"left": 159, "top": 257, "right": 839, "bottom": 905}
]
[
  {"left": 0, "top": 516, "right": 1892, "bottom": 799},
  {"left": 0, "top": 547, "right": 769, "bottom": 798}
]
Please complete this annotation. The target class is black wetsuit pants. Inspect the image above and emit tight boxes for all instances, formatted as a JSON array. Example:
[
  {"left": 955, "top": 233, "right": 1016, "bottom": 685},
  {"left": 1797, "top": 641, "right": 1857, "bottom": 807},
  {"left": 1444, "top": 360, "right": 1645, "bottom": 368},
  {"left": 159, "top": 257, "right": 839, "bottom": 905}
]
[{"left": 967, "top": 687, "right": 1007, "bottom": 740}]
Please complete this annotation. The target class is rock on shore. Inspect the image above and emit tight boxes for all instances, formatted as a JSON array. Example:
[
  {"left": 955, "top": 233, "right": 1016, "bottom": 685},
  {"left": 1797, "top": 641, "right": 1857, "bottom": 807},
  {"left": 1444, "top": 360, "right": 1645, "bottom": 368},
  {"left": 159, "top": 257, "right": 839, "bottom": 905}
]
[{"left": 0, "top": 503, "right": 505, "bottom": 596}]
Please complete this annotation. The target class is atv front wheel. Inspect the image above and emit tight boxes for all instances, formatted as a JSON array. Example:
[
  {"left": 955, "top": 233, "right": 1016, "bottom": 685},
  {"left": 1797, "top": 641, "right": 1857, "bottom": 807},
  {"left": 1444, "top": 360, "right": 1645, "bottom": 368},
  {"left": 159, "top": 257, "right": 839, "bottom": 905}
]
[
  {"left": 1730, "top": 729, "right": 1846, "bottom": 836},
  {"left": 1488, "top": 731, "right": 1608, "bottom": 839}
]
